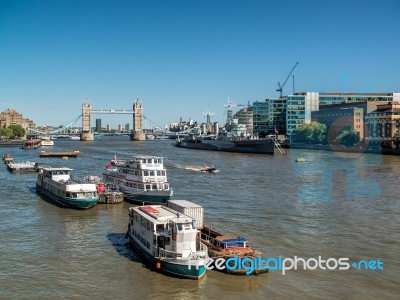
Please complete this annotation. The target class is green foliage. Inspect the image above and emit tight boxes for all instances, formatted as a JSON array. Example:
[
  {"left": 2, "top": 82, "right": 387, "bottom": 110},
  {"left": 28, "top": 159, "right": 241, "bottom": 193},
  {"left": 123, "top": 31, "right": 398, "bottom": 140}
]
[
  {"left": 292, "top": 121, "right": 327, "bottom": 144},
  {"left": 0, "top": 125, "right": 26, "bottom": 138},
  {"left": 392, "top": 133, "right": 400, "bottom": 149},
  {"left": 9, "top": 125, "right": 26, "bottom": 137},
  {"left": 0, "top": 127, "right": 13, "bottom": 138},
  {"left": 337, "top": 127, "right": 360, "bottom": 146}
]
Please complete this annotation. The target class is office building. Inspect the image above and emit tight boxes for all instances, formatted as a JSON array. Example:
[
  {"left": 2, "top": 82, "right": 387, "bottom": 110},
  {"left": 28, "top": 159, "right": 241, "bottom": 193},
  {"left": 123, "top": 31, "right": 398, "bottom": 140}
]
[
  {"left": 254, "top": 98, "right": 287, "bottom": 136},
  {"left": 287, "top": 92, "right": 400, "bottom": 141},
  {"left": 96, "top": 119, "right": 101, "bottom": 132}
]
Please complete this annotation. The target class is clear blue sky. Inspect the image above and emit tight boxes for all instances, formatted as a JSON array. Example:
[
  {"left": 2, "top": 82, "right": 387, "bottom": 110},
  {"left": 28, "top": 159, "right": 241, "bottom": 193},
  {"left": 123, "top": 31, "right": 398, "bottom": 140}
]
[{"left": 0, "top": 0, "right": 399, "bottom": 128}]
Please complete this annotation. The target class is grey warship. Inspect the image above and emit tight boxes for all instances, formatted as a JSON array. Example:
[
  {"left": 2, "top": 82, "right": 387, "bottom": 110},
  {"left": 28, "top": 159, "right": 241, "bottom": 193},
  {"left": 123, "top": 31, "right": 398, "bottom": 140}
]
[{"left": 174, "top": 135, "right": 275, "bottom": 154}]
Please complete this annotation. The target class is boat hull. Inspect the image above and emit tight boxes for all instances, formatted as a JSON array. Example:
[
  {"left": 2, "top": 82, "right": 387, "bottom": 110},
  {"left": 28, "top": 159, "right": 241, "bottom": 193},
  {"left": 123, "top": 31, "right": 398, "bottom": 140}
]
[
  {"left": 36, "top": 185, "right": 98, "bottom": 209},
  {"left": 123, "top": 190, "right": 173, "bottom": 205},
  {"left": 127, "top": 231, "right": 206, "bottom": 279},
  {"left": 175, "top": 138, "right": 275, "bottom": 154},
  {"left": 200, "top": 226, "right": 267, "bottom": 275}
]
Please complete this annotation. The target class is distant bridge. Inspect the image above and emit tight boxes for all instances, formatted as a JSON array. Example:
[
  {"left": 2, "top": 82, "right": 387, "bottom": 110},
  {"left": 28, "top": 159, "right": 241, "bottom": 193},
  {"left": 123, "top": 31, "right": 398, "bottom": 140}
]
[{"left": 26, "top": 100, "right": 186, "bottom": 139}]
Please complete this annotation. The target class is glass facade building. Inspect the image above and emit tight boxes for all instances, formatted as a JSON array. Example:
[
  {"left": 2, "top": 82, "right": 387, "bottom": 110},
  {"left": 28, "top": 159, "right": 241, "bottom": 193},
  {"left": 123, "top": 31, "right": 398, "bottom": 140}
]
[
  {"left": 253, "top": 98, "right": 287, "bottom": 136},
  {"left": 95, "top": 118, "right": 101, "bottom": 132}
]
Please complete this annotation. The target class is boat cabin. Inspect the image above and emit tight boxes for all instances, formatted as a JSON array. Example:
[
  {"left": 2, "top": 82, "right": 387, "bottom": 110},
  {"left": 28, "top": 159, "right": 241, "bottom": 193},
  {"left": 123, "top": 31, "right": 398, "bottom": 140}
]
[
  {"left": 125, "top": 156, "right": 164, "bottom": 171},
  {"left": 129, "top": 205, "right": 199, "bottom": 258},
  {"left": 40, "top": 167, "right": 72, "bottom": 182}
]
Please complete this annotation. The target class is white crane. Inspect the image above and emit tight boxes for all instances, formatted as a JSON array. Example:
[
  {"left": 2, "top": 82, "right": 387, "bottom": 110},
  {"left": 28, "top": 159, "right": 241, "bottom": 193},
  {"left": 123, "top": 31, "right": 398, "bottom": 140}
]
[{"left": 202, "top": 109, "right": 215, "bottom": 124}]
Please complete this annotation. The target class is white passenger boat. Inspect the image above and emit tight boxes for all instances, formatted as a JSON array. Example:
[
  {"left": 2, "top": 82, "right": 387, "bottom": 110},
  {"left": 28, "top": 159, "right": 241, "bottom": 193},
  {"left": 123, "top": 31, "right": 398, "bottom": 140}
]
[
  {"left": 103, "top": 155, "right": 173, "bottom": 205},
  {"left": 36, "top": 167, "right": 99, "bottom": 209},
  {"left": 127, "top": 204, "right": 208, "bottom": 279},
  {"left": 40, "top": 140, "right": 54, "bottom": 146}
]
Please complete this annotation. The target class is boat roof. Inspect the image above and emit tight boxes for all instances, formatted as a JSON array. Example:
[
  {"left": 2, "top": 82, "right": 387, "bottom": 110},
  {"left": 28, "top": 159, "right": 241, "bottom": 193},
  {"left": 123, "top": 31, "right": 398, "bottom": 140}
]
[
  {"left": 167, "top": 200, "right": 202, "bottom": 208},
  {"left": 129, "top": 155, "right": 163, "bottom": 160},
  {"left": 132, "top": 205, "right": 193, "bottom": 224},
  {"left": 41, "top": 167, "right": 73, "bottom": 172}
]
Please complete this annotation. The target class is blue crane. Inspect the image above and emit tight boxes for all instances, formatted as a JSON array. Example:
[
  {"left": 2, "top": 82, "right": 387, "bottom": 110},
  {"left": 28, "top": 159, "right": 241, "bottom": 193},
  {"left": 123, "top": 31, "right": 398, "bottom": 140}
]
[{"left": 276, "top": 62, "right": 299, "bottom": 98}]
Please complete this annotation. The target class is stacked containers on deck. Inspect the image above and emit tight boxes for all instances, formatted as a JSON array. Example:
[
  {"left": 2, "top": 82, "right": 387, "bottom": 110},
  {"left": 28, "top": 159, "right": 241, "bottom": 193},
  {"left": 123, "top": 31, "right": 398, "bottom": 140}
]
[{"left": 167, "top": 200, "right": 204, "bottom": 229}]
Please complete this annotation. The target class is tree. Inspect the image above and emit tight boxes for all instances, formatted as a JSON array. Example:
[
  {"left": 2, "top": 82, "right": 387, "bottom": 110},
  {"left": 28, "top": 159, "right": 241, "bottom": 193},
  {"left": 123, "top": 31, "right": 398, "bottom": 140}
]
[
  {"left": 392, "top": 133, "right": 400, "bottom": 149},
  {"left": 337, "top": 127, "right": 360, "bottom": 146},
  {"left": 292, "top": 121, "right": 327, "bottom": 144},
  {"left": 0, "top": 127, "right": 14, "bottom": 138},
  {"left": 9, "top": 125, "right": 26, "bottom": 138}
]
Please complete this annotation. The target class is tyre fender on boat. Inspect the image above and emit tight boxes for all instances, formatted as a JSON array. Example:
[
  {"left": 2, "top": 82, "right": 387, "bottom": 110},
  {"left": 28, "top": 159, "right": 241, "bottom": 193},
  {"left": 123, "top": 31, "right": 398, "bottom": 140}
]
[{"left": 155, "top": 261, "right": 161, "bottom": 270}]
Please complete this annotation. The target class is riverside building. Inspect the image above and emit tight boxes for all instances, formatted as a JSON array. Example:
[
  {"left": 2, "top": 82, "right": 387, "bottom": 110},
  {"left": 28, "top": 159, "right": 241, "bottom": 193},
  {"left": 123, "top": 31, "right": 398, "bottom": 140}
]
[
  {"left": 253, "top": 98, "right": 287, "bottom": 136},
  {"left": 365, "top": 102, "right": 400, "bottom": 148},
  {"left": 0, "top": 108, "right": 36, "bottom": 130},
  {"left": 286, "top": 92, "right": 400, "bottom": 142}
]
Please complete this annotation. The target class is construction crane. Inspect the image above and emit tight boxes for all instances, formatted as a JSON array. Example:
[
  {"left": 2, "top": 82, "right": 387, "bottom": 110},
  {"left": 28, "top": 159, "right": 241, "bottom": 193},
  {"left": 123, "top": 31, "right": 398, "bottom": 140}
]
[
  {"left": 202, "top": 109, "right": 215, "bottom": 124},
  {"left": 223, "top": 97, "right": 236, "bottom": 125},
  {"left": 276, "top": 62, "right": 299, "bottom": 98}
]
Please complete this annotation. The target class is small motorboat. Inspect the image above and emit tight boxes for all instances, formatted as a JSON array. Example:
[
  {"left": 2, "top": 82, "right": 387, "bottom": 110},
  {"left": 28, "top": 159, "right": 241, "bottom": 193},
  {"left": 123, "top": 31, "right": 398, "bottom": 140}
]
[{"left": 201, "top": 165, "right": 218, "bottom": 173}]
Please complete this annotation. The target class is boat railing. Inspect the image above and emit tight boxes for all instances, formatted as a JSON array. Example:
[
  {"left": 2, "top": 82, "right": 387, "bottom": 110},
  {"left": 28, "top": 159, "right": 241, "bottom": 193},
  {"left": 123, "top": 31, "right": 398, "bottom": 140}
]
[
  {"left": 203, "top": 224, "right": 236, "bottom": 238},
  {"left": 155, "top": 248, "right": 183, "bottom": 259},
  {"left": 196, "top": 241, "right": 208, "bottom": 253},
  {"left": 71, "top": 175, "right": 102, "bottom": 185}
]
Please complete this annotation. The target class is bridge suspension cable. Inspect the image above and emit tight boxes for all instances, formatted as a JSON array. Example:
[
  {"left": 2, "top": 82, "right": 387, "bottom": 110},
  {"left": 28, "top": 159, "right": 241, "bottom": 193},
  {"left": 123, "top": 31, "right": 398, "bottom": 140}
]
[
  {"left": 28, "top": 114, "right": 83, "bottom": 134},
  {"left": 143, "top": 115, "right": 163, "bottom": 131}
]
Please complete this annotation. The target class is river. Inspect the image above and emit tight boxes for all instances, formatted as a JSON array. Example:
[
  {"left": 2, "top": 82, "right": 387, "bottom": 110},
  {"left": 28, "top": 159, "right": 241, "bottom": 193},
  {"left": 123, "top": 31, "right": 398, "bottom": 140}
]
[{"left": 1, "top": 136, "right": 399, "bottom": 299}]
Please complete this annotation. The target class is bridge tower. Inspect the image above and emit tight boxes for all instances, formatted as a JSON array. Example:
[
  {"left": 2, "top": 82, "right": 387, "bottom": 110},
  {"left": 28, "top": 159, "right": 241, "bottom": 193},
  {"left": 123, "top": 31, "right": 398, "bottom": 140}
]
[
  {"left": 81, "top": 100, "right": 94, "bottom": 141},
  {"left": 131, "top": 98, "right": 145, "bottom": 141}
]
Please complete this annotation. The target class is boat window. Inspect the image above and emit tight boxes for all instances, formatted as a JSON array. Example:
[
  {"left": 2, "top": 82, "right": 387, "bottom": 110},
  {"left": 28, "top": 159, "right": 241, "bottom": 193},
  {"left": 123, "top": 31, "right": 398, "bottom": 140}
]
[
  {"left": 165, "top": 237, "right": 170, "bottom": 245},
  {"left": 145, "top": 185, "right": 151, "bottom": 190},
  {"left": 140, "top": 216, "right": 145, "bottom": 227},
  {"left": 147, "top": 159, "right": 152, "bottom": 163},
  {"left": 142, "top": 159, "right": 146, "bottom": 163},
  {"left": 135, "top": 171, "right": 139, "bottom": 176},
  {"left": 133, "top": 183, "right": 137, "bottom": 188},
  {"left": 144, "top": 171, "right": 149, "bottom": 176},
  {"left": 139, "top": 184, "right": 143, "bottom": 189},
  {"left": 146, "top": 220, "right": 151, "bottom": 231},
  {"left": 152, "top": 184, "right": 157, "bottom": 190},
  {"left": 176, "top": 223, "right": 183, "bottom": 231},
  {"left": 164, "top": 184, "right": 169, "bottom": 189},
  {"left": 66, "top": 192, "right": 71, "bottom": 197},
  {"left": 156, "top": 224, "right": 164, "bottom": 233},
  {"left": 149, "top": 171, "right": 154, "bottom": 176}
]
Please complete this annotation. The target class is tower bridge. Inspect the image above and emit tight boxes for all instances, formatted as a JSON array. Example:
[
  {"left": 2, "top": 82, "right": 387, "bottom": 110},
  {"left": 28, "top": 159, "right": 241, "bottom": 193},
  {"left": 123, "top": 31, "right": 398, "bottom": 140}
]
[
  {"left": 81, "top": 99, "right": 145, "bottom": 141},
  {"left": 28, "top": 99, "right": 163, "bottom": 141}
]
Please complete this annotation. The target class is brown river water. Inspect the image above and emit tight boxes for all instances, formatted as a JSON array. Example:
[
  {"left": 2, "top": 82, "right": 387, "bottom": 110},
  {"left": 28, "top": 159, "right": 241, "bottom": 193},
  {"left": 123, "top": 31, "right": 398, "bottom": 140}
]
[{"left": 1, "top": 136, "right": 399, "bottom": 299}]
